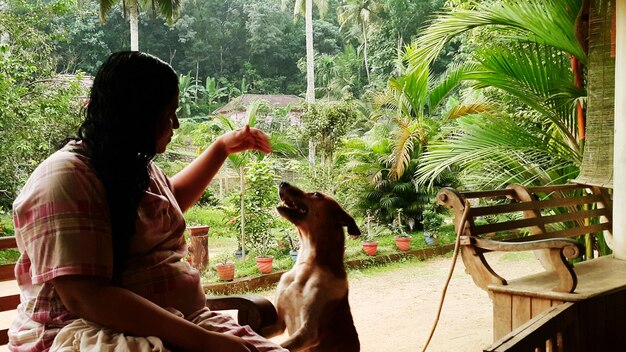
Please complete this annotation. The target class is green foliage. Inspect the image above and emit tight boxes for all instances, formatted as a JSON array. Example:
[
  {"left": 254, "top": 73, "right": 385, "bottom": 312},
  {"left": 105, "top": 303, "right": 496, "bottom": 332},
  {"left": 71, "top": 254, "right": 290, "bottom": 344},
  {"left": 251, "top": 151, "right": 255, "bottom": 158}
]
[
  {"left": 410, "top": 0, "right": 584, "bottom": 190},
  {"left": 0, "top": 1, "right": 88, "bottom": 207},
  {"left": 390, "top": 208, "right": 409, "bottom": 237},
  {"left": 422, "top": 203, "right": 444, "bottom": 233},
  {"left": 184, "top": 206, "right": 232, "bottom": 232},
  {"left": 300, "top": 100, "right": 361, "bottom": 160},
  {"left": 0, "top": 210, "right": 14, "bottom": 237},
  {"left": 225, "top": 158, "right": 280, "bottom": 257}
]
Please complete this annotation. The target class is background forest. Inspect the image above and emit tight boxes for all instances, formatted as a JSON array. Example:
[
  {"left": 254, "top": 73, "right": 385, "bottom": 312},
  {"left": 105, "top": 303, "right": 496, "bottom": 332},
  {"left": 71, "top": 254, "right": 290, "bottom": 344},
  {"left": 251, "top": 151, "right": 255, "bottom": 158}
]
[{"left": 1, "top": 0, "right": 589, "bottom": 264}]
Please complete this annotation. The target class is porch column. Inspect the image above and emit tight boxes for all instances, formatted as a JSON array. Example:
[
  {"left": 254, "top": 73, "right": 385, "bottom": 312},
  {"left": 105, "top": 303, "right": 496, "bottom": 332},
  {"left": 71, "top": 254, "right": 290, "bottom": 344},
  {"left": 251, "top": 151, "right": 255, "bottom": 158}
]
[{"left": 613, "top": 0, "right": 626, "bottom": 259}]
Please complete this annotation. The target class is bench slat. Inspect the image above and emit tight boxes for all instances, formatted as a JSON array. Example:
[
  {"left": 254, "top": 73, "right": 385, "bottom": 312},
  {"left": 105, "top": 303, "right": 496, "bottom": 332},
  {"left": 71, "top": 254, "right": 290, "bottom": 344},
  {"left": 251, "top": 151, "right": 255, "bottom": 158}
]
[
  {"left": 468, "top": 194, "right": 605, "bottom": 217},
  {"left": 470, "top": 208, "right": 611, "bottom": 236},
  {"left": 460, "top": 184, "right": 590, "bottom": 201},
  {"left": 0, "top": 265, "right": 15, "bottom": 283},
  {"left": 492, "top": 224, "right": 612, "bottom": 244},
  {"left": 0, "top": 294, "right": 19, "bottom": 312},
  {"left": 0, "top": 237, "right": 16, "bottom": 251},
  {"left": 0, "top": 329, "right": 8, "bottom": 346}
]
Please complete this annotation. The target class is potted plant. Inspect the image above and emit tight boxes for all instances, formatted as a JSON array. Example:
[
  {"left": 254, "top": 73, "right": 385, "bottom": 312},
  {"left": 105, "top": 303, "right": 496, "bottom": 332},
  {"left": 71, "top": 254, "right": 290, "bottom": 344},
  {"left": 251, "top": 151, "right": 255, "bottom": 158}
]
[
  {"left": 392, "top": 209, "right": 412, "bottom": 251},
  {"left": 284, "top": 232, "right": 300, "bottom": 262},
  {"left": 255, "top": 255, "right": 274, "bottom": 274},
  {"left": 362, "top": 210, "right": 379, "bottom": 256},
  {"left": 215, "top": 253, "right": 235, "bottom": 281},
  {"left": 422, "top": 203, "right": 444, "bottom": 246},
  {"left": 254, "top": 231, "right": 275, "bottom": 274}
]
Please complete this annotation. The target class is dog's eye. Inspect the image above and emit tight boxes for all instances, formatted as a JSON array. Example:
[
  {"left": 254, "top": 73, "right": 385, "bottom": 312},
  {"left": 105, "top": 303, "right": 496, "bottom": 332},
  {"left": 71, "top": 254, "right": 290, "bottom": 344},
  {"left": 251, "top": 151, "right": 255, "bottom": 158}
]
[{"left": 312, "top": 192, "right": 320, "bottom": 198}]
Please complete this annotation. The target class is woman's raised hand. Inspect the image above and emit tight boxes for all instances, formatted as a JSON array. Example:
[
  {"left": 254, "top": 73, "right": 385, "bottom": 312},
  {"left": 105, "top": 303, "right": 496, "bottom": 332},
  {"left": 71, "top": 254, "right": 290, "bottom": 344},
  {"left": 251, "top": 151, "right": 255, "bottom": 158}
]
[{"left": 218, "top": 125, "right": 272, "bottom": 155}]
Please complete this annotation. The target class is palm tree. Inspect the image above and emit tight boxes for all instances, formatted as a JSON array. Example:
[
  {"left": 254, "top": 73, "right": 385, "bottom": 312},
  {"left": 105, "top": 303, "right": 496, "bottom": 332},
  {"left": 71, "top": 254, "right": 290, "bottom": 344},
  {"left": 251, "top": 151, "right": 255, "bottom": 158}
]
[
  {"left": 377, "top": 60, "right": 492, "bottom": 180},
  {"left": 98, "top": 0, "right": 181, "bottom": 51},
  {"left": 337, "top": 0, "right": 382, "bottom": 85},
  {"left": 282, "top": 0, "right": 329, "bottom": 102},
  {"left": 282, "top": 0, "right": 329, "bottom": 169},
  {"left": 404, "top": 0, "right": 586, "bottom": 190}
]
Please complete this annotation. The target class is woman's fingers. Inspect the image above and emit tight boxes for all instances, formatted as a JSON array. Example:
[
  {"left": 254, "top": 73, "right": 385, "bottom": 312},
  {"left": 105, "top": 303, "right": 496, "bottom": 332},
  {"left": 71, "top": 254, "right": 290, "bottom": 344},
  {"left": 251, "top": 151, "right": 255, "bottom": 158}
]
[
  {"left": 242, "top": 125, "right": 271, "bottom": 154},
  {"left": 221, "top": 125, "right": 272, "bottom": 155}
]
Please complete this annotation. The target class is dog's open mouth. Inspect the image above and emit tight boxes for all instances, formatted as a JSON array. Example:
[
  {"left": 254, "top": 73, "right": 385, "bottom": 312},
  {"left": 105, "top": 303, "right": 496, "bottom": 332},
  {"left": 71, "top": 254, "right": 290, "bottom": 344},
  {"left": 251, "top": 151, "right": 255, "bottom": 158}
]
[{"left": 277, "top": 195, "right": 308, "bottom": 219}]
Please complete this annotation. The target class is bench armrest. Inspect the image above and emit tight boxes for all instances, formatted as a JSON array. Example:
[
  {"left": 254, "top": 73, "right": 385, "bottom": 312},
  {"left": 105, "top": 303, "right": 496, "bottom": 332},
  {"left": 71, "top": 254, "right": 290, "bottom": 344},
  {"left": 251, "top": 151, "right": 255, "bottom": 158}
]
[
  {"left": 205, "top": 294, "right": 278, "bottom": 337},
  {"left": 465, "top": 236, "right": 582, "bottom": 293}
]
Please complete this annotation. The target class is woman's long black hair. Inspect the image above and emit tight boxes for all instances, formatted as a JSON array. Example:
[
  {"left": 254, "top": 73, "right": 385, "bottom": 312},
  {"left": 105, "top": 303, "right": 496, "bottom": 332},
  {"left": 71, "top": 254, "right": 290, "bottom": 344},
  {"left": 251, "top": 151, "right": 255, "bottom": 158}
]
[{"left": 77, "top": 51, "right": 178, "bottom": 277}]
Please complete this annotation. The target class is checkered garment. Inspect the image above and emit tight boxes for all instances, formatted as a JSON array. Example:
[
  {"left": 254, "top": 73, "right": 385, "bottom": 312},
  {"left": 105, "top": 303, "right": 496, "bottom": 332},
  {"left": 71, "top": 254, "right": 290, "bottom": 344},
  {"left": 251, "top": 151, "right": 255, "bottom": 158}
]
[{"left": 9, "top": 141, "right": 286, "bottom": 352}]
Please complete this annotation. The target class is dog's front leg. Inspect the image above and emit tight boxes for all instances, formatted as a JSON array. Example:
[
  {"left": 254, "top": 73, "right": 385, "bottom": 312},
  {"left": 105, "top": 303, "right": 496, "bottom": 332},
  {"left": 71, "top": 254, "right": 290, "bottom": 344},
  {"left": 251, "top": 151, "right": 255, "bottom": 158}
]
[
  {"left": 261, "top": 314, "right": 286, "bottom": 338},
  {"left": 280, "top": 320, "right": 320, "bottom": 352},
  {"left": 280, "top": 301, "right": 324, "bottom": 352}
]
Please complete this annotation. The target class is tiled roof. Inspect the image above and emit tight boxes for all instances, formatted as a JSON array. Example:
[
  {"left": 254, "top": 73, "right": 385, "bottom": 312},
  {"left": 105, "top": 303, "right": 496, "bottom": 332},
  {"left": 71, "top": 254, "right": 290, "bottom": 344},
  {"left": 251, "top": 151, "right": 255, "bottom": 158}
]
[{"left": 213, "top": 94, "right": 303, "bottom": 114}]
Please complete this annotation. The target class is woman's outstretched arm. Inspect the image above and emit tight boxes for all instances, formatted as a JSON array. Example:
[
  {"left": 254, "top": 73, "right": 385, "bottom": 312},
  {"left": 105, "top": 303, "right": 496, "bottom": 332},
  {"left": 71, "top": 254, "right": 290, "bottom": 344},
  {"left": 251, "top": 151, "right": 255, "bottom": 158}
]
[{"left": 170, "top": 125, "right": 271, "bottom": 212}]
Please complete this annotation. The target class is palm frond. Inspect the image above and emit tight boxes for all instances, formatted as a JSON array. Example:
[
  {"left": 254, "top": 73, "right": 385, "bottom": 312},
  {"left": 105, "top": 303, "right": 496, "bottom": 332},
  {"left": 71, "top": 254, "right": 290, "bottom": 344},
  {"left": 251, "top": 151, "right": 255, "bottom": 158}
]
[
  {"left": 388, "top": 67, "right": 429, "bottom": 118},
  {"left": 99, "top": 0, "right": 120, "bottom": 22},
  {"left": 443, "top": 93, "right": 496, "bottom": 121},
  {"left": 151, "top": 0, "right": 182, "bottom": 24},
  {"left": 268, "top": 134, "right": 298, "bottom": 157},
  {"left": 214, "top": 115, "right": 236, "bottom": 131},
  {"left": 405, "top": 0, "right": 585, "bottom": 73},
  {"left": 428, "top": 62, "right": 478, "bottom": 110},
  {"left": 466, "top": 43, "right": 581, "bottom": 147},
  {"left": 416, "top": 114, "right": 581, "bottom": 189}
]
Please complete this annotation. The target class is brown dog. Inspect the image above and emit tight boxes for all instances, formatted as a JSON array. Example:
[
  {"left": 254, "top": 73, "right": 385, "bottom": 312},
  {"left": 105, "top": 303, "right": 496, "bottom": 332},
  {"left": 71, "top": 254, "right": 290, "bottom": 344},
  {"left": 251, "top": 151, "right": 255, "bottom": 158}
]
[{"left": 270, "top": 181, "right": 361, "bottom": 352}]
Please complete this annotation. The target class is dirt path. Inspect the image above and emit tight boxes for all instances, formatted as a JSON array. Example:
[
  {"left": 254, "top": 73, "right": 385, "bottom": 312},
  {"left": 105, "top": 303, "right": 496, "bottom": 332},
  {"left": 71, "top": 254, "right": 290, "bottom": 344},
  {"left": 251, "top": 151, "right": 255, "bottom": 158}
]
[{"left": 263, "top": 251, "right": 543, "bottom": 352}]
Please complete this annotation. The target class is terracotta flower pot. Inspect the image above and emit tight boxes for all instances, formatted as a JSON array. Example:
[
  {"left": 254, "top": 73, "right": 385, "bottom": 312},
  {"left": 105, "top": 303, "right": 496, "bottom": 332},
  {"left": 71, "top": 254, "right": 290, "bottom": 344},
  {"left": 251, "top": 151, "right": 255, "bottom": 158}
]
[
  {"left": 255, "top": 256, "right": 274, "bottom": 274},
  {"left": 187, "top": 225, "right": 210, "bottom": 236},
  {"left": 362, "top": 241, "right": 379, "bottom": 256},
  {"left": 395, "top": 236, "right": 412, "bottom": 251},
  {"left": 216, "top": 262, "right": 235, "bottom": 281}
]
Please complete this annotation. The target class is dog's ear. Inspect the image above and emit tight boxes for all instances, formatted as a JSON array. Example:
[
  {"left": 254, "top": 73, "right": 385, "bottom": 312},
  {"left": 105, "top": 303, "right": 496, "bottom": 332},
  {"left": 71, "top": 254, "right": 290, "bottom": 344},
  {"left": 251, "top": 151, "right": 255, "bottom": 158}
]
[{"left": 341, "top": 212, "right": 361, "bottom": 237}]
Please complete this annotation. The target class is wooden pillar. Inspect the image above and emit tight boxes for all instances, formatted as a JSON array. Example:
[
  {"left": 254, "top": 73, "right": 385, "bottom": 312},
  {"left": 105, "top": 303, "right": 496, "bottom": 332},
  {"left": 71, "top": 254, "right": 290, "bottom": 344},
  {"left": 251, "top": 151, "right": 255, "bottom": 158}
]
[
  {"left": 188, "top": 226, "right": 210, "bottom": 271},
  {"left": 614, "top": 0, "right": 626, "bottom": 259},
  {"left": 190, "top": 233, "right": 209, "bottom": 271}
]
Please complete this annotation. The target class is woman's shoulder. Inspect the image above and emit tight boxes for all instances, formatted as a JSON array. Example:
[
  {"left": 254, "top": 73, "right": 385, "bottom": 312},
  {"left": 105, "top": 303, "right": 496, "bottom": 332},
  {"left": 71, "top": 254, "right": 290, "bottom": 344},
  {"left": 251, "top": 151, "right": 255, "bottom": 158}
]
[
  {"left": 13, "top": 141, "right": 104, "bottom": 209},
  {"left": 49, "top": 140, "right": 93, "bottom": 169}
]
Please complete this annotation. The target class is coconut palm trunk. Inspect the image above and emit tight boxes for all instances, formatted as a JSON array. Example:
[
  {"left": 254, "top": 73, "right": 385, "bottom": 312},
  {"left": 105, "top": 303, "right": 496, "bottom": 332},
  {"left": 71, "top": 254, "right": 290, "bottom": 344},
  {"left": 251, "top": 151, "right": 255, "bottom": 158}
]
[
  {"left": 305, "top": 0, "right": 317, "bottom": 168},
  {"left": 362, "top": 22, "right": 370, "bottom": 84},
  {"left": 305, "top": 0, "right": 315, "bottom": 102},
  {"left": 129, "top": 0, "right": 139, "bottom": 51},
  {"left": 98, "top": 0, "right": 180, "bottom": 52}
]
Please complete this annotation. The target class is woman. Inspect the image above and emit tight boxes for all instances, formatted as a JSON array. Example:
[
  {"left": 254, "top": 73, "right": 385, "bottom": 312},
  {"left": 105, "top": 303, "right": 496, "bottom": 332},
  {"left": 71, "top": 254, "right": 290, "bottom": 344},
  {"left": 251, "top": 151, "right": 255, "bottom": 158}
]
[{"left": 10, "top": 51, "right": 286, "bottom": 352}]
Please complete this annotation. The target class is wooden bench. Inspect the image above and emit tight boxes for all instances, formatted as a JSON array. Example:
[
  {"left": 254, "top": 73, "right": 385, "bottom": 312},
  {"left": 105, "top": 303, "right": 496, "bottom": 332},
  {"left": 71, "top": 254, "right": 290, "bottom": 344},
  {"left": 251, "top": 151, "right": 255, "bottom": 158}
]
[
  {"left": 436, "top": 183, "right": 613, "bottom": 340},
  {"left": 0, "top": 236, "right": 277, "bottom": 347},
  {"left": 436, "top": 183, "right": 612, "bottom": 293}
]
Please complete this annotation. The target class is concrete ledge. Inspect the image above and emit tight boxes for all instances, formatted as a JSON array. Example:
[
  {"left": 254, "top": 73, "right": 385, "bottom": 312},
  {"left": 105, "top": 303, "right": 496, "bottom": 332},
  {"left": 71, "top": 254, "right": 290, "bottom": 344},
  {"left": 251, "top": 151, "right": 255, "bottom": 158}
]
[{"left": 203, "top": 244, "right": 455, "bottom": 295}]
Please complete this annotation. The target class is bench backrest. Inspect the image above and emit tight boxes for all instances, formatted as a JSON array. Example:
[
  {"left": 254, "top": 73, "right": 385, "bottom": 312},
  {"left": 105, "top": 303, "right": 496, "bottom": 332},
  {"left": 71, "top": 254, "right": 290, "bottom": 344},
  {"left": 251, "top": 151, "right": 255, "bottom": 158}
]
[{"left": 437, "top": 183, "right": 612, "bottom": 243}]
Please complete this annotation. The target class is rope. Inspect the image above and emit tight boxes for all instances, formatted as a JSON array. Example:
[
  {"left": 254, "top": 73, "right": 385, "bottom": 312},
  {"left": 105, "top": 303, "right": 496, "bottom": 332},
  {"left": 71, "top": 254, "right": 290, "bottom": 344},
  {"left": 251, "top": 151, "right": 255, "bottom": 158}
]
[{"left": 420, "top": 200, "right": 471, "bottom": 352}]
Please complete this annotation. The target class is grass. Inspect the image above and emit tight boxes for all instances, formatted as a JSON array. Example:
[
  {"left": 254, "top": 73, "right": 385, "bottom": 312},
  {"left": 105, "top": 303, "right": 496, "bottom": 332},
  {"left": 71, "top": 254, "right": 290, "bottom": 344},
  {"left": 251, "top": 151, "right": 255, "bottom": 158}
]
[
  {"left": 199, "top": 219, "right": 458, "bottom": 284},
  {"left": 0, "top": 212, "right": 18, "bottom": 265},
  {"left": 0, "top": 206, "right": 459, "bottom": 282}
]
